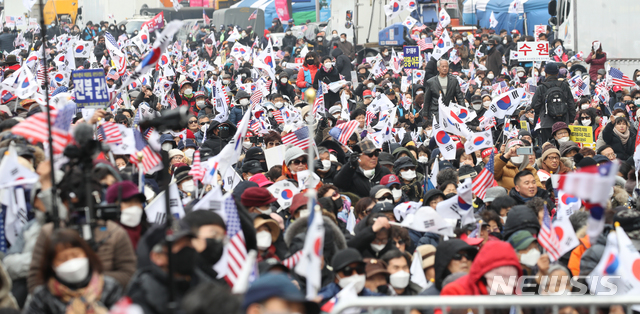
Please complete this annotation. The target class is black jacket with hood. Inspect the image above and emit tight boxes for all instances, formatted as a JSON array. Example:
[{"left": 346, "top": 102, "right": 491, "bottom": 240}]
[
  {"left": 200, "top": 120, "right": 238, "bottom": 160},
  {"left": 331, "top": 48, "right": 353, "bottom": 81},
  {"left": 502, "top": 205, "right": 542, "bottom": 240},
  {"left": 420, "top": 239, "right": 478, "bottom": 296}
]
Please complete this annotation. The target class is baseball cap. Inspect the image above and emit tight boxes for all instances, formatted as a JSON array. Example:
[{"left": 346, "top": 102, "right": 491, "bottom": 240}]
[
  {"left": 483, "top": 186, "right": 507, "bottom": 203},
  {"left": 331, "top": 248, "right": 364, "bottom": 272},
  {"left": 363, "top": 90, "right": 373, "bottom": 98},
  {"left": 378, "top": 152, "right": 394, "bottom": 166},
  {"left": 507, "top": 230, "right": 537, "bottom": 251},
  {"left": 358, "top": 140, "right": 379, "bottom": 154},
  {"left": 242, "top": 274, "right": 320, "bottom": 313},
  {"left": 380, "top": 174, "right": 401, "bottom": 187},
  {"left": 242, "top": 160, "right": 263, "bottom": 174},
  {"left": 249, "top": 173, "right": 273, "bottom": 187},
  {"left": 363, "top": 258, "right": 389, "bottom": 277}
]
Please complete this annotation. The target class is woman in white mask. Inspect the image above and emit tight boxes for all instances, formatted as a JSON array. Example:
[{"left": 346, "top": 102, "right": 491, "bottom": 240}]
[
  {"left": 509, "top": 230, "right": 548, "bottom": 276},
  {"left": 381, "top": 250, "right": 418, "bottom": 295},
  {"left": 551, "top": 122, "right": 572, "bottom": 148},
  {"left": 25, "top": 229, "right": 123, "bottom": 313},
  {"left": 253, "top": 216, "right": 281, "bottom": 261},
  {"left": 105, "top": 181, "right": 148, "bottom": 248},
  {"left": 240, "top": 186, "right": 277, "bottom": 215},
  {"left": 393, "top": 157, "right": 423, "bottom": 202}
]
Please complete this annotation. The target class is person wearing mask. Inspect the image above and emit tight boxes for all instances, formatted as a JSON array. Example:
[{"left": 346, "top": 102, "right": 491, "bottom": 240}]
[
  {"left": 315, "top": 146, "right": 339, "bottom": 184},
  {"left": 439, "top": 241, "right": 521, "bottom": 296},
  {"left": 485, "top": 37, "right": 502, "bottom": 76},
  {"left": 337, "top": 33, "right": 355, "bottom": 60},
  {"left": 241, "top": 187, "right": 277, "bottom": 215},
  {"left": 423, "top": 60, "right": 465, "bottom": 120},
  {"left": 356, "top": 90, "right": 374, "bottom": 111},
  {"left": 132, "top": 85, "right": 158, "bottom": 110},
  {"left": 319, "top": 248, "right": 380, "bottom": 304},
  {"left": 420, "top": 239, "right": 477, "bottom": 296},
  {"left": 239, "top": 29, "right": 252, "bottom": 46},
  {"left": 314, "top": 56, "right": 341, "bottom": 110},
  {"left": 201, "top": 120, "right": 237, "bottom": 159},
  {"left": 230, "top": 90, "right": 251, "bottom": 125},
  {"left": 508, "top": 170, "right": 552, "bottom": 206},
  {"left": 243, "top": 274, "right": 320, "bottom": 314},
  {"left": 548, "top": 121, "right": 572, "bottom": 149},
  {"left": 192, "top": 91, "right": 209, "bottom": 116},
  {"left": 126, "top": 224, "right": 211, "bottom": 314},
  {"left": 334, "top": 140, "right": 391, "bottom": 198},
  {"left": 252, "top": 215, "right": 283, "bottom": 262},
  {"left": 380, "top": 250, "right": 419, "bottom": 295},
  {"left": 331, "top": 47, "right": 353, "bottom": 81},
  {"left": 82, "top": 22, "right": 96, "bottom": 40},
  {"left": 603, "top": 116, "right": 636, "bottom": 160},
  {"left": 297, "top": 52, "right": 320, "bottom": 93},
  {"left": 93, "top": 36, "right": 107, "bottom": 63},
  {"left": 494, "top": 139, "right": 543, "bottom": 191},
  {"left": 199, "top": 38, "right": 217, "bottom": 63},
  {"left": 25, "top": 229, "right": 122, "bottom": 313},
  {"left": 276, "top": 72, "right": 296, "bottom": 102},
  {"left": 393, "top": 157, "right": 423, "bottom": 202},
  {"left": 194, "top": 114, "right": 211, "bottom": 144},
  {"left": 282, "top": 28, "right": 296, "bottom": 54},
  {"left": 531, "top": 63, "right": 576, "bottom": 142},
  {"left": 268, "top": 18, "right": 284, "bottom": 33},
  {"left": 313, "top": 32, "right": 329, "bottom": 57},
  {"left": 586, "top": 41, "right": 607, "bottom": 82},
  {"left": 507, "top": 230, "right": 549, "bottom": 291},
  {"left": 347, "top": 213, "right": 395, "bottom": 258},
  {"left": 105, "top": 181, "right": 149, "bottom": 249},
  {"left": 182, "top": 211, "right": 226, "bottom": 282},
  {"left": 173, "top": 77, "right": 199, "bottom": 116},
  {"left": 261, "top": 30, "right": 272, "bottom": 49}
]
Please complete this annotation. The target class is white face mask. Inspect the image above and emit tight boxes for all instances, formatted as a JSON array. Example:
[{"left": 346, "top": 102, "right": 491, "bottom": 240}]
[
  {"left": 298, "top": 209, "right": 310, "bottom": 218},
  {"left": 242, "top": 141, "right": 252, "bottom": 149},
  {"left": 363, "top": 168, "right": 375, "bottom": 179},
  {"left": 120, "top": 206, "right": 143, "bottom": 227},
  {"left": 240, "top": 98, "right": 250, "bottom": 106},
  {"left": 558, "top": 136, "right": 570, "bottom": 143},
  {"left": 483, "top": 101, "right": 492, "bottom": 108},
  {"left": 581, "top": 119, "right": 591, "bottom": 126},
  {"left": 487, "top": 74, "right": 495, "bottom": 80},
  {"left": 472, "top": 103, "right": 482, "bottom": 110},
  {"left": 324, "top": 62, "right": 333, "bottom": 69},
  {"left": 401, "top": 169, "right": 416, "bottom": 181},
  {"left": 286, "top": 31, "right": 291, "bottom": 35},
  {"left": 161, "top": 143, "right": 173, "bottom": 151},
  {"left": 382, "top": 52, "right": 388, "bottom": 56},
  {"left": 500, "top": 215, "right": 507, "bottom": 224},
  {"left": 503, "top": 39, "right": 507, "bottom": 45},
  {"left": 418, "top": 156, "right": 429, "bottom": 164},
  {"left": 581, "top": 104, "right": 590, "bottom": 110},
  {"left": 222, "top": 79, "right": 230, "bottom": 85},
  {"left": 200, "top": 123, "right": 209, "bottom": 133},
  {"left": 416, "top": 90, "right": 424, "bottom": 95},
  {"left": 274, "top": 102, "right": 284, "bottom": 108},
  {"left": 379, "top": 199, "right": 393, "bottom": 205},
  {"left": 256, "top": 230, "right": 272, "bottom": 250},
  {"left": 183, "top": 88, "right": 193, "bottom": 95},
  {"left": 541, "top": 71, "right": 546, "bottom": 76},
  {"left": 575, "top": 71, "right": 582, "bottom": 76},
  {"left": 425, "top": 129, "right": 433, "bottom": 137},
  {"left": 510, "top": 155, "right": 524, "bottom": 165},
  {"left": 55, "top": 257, "right": 90, "bottom": 284},
  {"left": 280, "top": 78, "right": 288, "bottom": 84},
  {"left": 370, "top": 243, "right": 385, "bottom": 252},
  {"left": 517, "top": 72, "right": 524, "bottom": 78},
  {"left": 389, "top": 270, "right": 410, "bottom": 289},
  {"left": 338, "top": 274, "right": 366, "bottom": 293},
  {"left": 367, "top": 83, "right": 375, "bottom": 89},
  {"left": 340, "top": 38, "right": 345, "bottom": 42},
  {"left": 196, "top": 100, "right": 205, "bottom": 107},
  {"left": 184, "top": 148, "right": 195, "bottom": 160},
  {"left": 520, "top": 248, "right": 541, "bottom": 267},
  {"left": 118, "top": 165, "right": 126, "bottom": 171},
  {"left": 391, "top": 188, "right": 402, "bottom": 201},
  {"left": 321, "top": 159, "right": 331, "bottom": 171},
  {"left": 181, "top": 180, "right": 195, "bottom": 194},
  {"left": 456, "top": 40, "right": 463, "bottom": 45}
]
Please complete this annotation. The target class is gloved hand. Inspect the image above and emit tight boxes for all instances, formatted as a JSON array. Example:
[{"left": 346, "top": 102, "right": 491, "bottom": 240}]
[
  {"left": 313, "top": 159, "right": 323, "bottom": 170},
  {"left": 349, "top": 152, "right": 360, "bottom": 169}
]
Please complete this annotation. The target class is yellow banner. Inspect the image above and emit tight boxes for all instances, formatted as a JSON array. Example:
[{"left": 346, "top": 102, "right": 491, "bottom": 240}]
[{"left": 569, "top": 125, "right": 594, "bottom": 144}]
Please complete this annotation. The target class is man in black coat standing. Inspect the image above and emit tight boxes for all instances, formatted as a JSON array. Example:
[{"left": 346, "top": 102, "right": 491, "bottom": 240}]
[
  {"left": 331, "top": 47, "right": 352, "bottom": 81},
  {"left": 422, "top": 59, "right": 466, "bottom": 120}
]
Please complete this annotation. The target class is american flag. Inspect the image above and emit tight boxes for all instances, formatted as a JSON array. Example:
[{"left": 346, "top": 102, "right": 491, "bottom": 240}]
[
  {"left": 539, "top": 204, "right": 561, "bottom": 261},
  {"left": 11, "top": 103, "right": 76, "bottom": 154},
  {"left": 272, "top": 110, "right": 284, "bottom": 124},
  {"left": 312, "top": 82, "right": 327, "bottom": 116},
  {"left": 608, "top": 67, "right": 636, "bottom": 87},
  {"left": 250, "top": 85, "right": 263, "bottom": 105},
  {"left": 471, "top": 151, "right": 498, "bottom": 200},
  {"left": 105, "top": 32, "right": 127, "bottom": 76},
  {"left": 433, "top": 24, "right": 444, "bottom": 37},
  {"left": 282, "top": 126, "right": 311, "bottom": 150},
  {"left": 417, "top": 37, "right": 433, "bottom": 51},
  {"left": 365, "top": 110, "right": 376, "bottom": 126},
  {"left": 478, "top": 115, "right": 496, "bottom": 130},
  {"left": 167, "top": 92, "right": 178, "bottom": 109},
  {"left": 334, "top": 120, "right": 359, "bottom": 145},
  {"left": 100, "top": 121, "right": 123, "bottom": 144},
  {"left": 248, "top": 9, "right": 258, "bottom": 21},
  {"left": 202, "top": 8, "right": 211, "bottom": 25},
  {"left": 222, "top": 195, "right": 247, "bottom": 287},
  {"left": 129, "top": 129, "right": 162, "bottom": 174},
  {"left": 189, "top": 150, "right": 205, "bottom": 182}
]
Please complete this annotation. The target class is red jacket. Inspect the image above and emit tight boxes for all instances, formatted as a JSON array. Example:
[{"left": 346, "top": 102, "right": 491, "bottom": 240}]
[
  {"left": 296, "top": 64, "right": 319, "bottom": 89},
  {"left": 586, "top": 52, "right": 607, "bottom": 82},
  {"left": 440, "top": 241, "right": 522, "bottom": 296}
]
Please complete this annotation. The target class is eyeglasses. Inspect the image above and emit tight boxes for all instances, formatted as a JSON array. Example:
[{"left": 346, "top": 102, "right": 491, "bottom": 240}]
[
  {"left": 556, "top": 131, "right": 569, "bottom": 137},
  {"left": 546, "top": 156, "right": 560, "bottom": 161},
  {"left": 452, "top": 252, "right": 473, "bottom": 261},
  {"left": 171, "top": 155, "right": 183, "bottom": 161},
  {"left": 290, "top": 158, "right": 307, "bottom": 165},
  {"left": 363, "top": 150, "right": 380, "bottom": 158},
  {"left": 188, "top": 120, "right": 198, "bottom": 124},
  {"left": 393, "top": 239, "right": 405, "bottom": 246},
  {"left": 605, "top": 152, "right": 617, "bottom": 159},
  {"left": 340, "top": 264, "right": 365, "bottom": 276}
]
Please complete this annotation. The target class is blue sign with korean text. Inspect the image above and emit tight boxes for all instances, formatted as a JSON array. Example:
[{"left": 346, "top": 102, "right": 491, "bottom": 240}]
[
  {"left": 403, "top": 46, "right": 419, "bottom": 70},
  {"left": 72, "top": 69, "right": 109, "bottom": 108}
]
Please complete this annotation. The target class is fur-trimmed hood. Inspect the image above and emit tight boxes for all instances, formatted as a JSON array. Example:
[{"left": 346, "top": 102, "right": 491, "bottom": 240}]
[{"left": 284, "top": 214, "right": 347, "bottom": 251}]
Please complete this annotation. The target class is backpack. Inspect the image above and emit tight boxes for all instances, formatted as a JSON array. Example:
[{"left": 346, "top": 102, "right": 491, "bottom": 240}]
[{"left": 543, "top": 81, "right": 569, "bottom": 120}]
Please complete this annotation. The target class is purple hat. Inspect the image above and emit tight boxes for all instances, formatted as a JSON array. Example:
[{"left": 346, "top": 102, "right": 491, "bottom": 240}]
[{"left": 106, "top": 180, "right": 146, "bottom": 204}]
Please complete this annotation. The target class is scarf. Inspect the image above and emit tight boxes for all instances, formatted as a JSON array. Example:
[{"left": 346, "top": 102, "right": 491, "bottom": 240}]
[
  {"left": 205, "top": 45, "right": 213, "bottom": 57},
  {"left": 47, "top": 273, "right": 107, "bottom": 314},
  {"left": 613, "top": 126, "right": 630, "bottom": 145}
]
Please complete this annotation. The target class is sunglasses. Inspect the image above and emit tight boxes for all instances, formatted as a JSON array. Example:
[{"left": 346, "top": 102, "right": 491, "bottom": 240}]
[
  {"left": 364, "top": 150, "right": 380, "bottom": 158},
  {"left": 378, "top": 195, "right": 393, "bottom": 202},
  {"left": 188, "top": 120, "right": 198, "bottom": 124},
  {"left": 340, "top": 264, "right": 365, "bottom": 276},
  {"left": 291, "top": 158, "right": 307, "bottom": 165},
  {"left": 200, "top": 121, "right": 209, "bottom": 125},
  {"left": 452, "top": 253, "right": 473, "bottom": 261},
  {"left": 393, "top": 239, "right": 405, "bottom": 246},
  {"left": 580, "top": 117, "right": 590, "bottom": 120}
]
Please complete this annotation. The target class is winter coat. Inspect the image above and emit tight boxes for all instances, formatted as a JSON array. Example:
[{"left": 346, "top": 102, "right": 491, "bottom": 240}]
[
  {"left": 296, "top": 63, "right": 319, "bottom": 91},
  {"left": 132, "top": 92, "right": 159, "bottom": 109},
  {"left": 508, "top": 187, "right": 553, "bottom": 207},
  {"left": 0, "top": 259, "right": 17, "bottom": 309},
  {"left": 433, "top": 239, "right": 479, "bottom": 292},
  {"left": 485, "top": 46, "right": 503, "bottom": 76},
  {"left": 93, "top": 43, "right": 107, "bottom": 62},
  {"left": 531, "top": 77, "right": 576, "bottom": 129},
  {"left": 319, "top": 282, "right": 380, "bottom": 304},
  {"left": 229, "top": 105, "right": 248, "bottom": 125},
  {"left": 337, "top": 40, "right": 355, "bottom": 60},
  {"left": 276, "top": 82, "right": 296, "bottom": 102},
  {"left": 314, "top": 41, "right": 330, "bottom": 57},
  {"left": 422, "top": 74, "right": 466, "bottom": 120},
  {"left": 173, "top": 85, "right": 199, "bottom": 117},
  {"left": 502, "top": 205, "right": 541, "bottom": 240},
  {"left": 4, "top": 219, "right": 42, "bottom": 281},
  {"left": 602, "top": 122, "right": 636, "bottom": 161},
  {"left": 568, "top": 235, "right": 590, "bottom": 276},
  {"left": 0, "top": 32, "right": 16, "bottom": 53},
  {"left": 346, "top": 223, "right": 396, "bottom": 259},
  {"left": 534, "top": 156, "right": 572, "bottom": 174},
  {"left": 26, "top": 276, "right": 121, "bottom": 314},
  {"left": 333, "top": 160, "right": 391, "bottom": 198},
  {"left": 579, "top": 226, "right": 612, "bottom": 276},
  {"left": 82, "top": 27, "right": 97, "bottom": 41},
  {"left": 399, "top": 172, "right": 424, "bottom": 202},
  {"left": 282, "top": 34, "right": 297, "bottom": 53},
  {"left": 332, "top": 48, "right": 353, "bottom": 81},
  {"left": 126, "top": 265, "right": 213, "bottom": 314},
  {"left": 28, "top": 221, "right": 136, "bottom": 293},
  {"left": 494, "top": 154, "right": 543, "bottom": 191},
  {"left": 440, "top": 241, "right": 521, "bottom": 296},
  {"left": 201, "top": 120, "right": 238, "bottom": 160},
  {"left": 198, "top": 46, "right": 217, "bottom": 63},
  {"left": 585, "top": 52, "right": 607, "bottom": 82},
  {"left": 313, "top": 66, "right": 342, "bottom": 109}
]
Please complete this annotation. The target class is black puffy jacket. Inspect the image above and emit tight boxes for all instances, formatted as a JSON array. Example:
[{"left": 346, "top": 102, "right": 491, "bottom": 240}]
[
  {"left": 200, "top": 120, "right": 237, "bottom": 160},
  {"left": 331, "top": 48, "right": 353, "bottom": 81},
  {"left": 333, "top": 159, "right": 391, "bottom": 198},
  {"left": 26, "top": 275, "right": 122, "bottom": 314},
  {"left": 502, "top": 205, "right": 542, "bottom": 240},
  {"left": 313, "top": 66, "right": 342, "bottom": 110}
]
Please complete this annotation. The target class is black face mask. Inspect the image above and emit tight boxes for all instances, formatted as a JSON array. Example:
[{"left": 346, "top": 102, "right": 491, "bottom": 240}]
[
  {"left": 306, "top": 59, "right": 314, "bottom": 65},
  {"left": 172, "top": 246, "right": 197, "bottom": 276},
  {"left": 200, "top": 238, "right": 224, "bottom": 265},
  {"left": 260, "top": 161, "right": 268, "bottom": 172},
  {"left": 218, "top": 126, "right": 230, "bottom": 139},
  {"left": 333, "top": 197, "right": 343, "bottom": 212}
]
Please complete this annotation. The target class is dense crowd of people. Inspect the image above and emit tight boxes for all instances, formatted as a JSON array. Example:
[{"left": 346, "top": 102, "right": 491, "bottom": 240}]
[{"left": 0, "top": 10, "right": 638, "bottom": 314}]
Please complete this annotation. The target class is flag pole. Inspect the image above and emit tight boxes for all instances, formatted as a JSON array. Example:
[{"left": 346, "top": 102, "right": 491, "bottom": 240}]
[{"left": 38, "top": 0, "right": 59, "bottom": 229}]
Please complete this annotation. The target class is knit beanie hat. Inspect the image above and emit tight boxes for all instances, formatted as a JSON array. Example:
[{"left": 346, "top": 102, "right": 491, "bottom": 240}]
[{"left": 541, "top": 142, "right": 560, "bottom": 162}]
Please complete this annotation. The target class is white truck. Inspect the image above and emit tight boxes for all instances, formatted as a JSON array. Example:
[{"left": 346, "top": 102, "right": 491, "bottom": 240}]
[{"left": 550, "top": 0, "right": 640, "bottom": 76}]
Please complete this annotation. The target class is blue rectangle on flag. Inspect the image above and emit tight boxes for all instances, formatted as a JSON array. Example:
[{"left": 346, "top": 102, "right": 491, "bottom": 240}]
[
  {"left": 72, "top": 69, "right": 110, "bottom": 108},
  {"left": 403, "top": 46, "right": 419, "bottom": 70}
]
